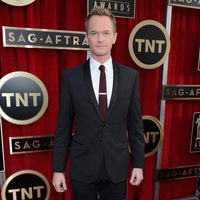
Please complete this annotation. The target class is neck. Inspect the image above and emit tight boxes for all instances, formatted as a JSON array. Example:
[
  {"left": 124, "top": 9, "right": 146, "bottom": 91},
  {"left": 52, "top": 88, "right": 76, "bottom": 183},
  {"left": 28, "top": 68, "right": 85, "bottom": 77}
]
[{"left": 91, "top": 54, "right": 111, "bottom": 64}]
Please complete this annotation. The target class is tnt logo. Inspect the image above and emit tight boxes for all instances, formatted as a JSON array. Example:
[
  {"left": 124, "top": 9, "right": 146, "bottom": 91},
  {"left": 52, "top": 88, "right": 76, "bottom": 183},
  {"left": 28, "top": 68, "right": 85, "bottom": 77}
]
[
  {"left": 143, "top": 115, "right": 164, "bottom": 157},
  {"left": 1, "top": 170, "right": 50, "bottom": 200},
  {"left": 0, "top": 72, "right": 48, "bottom": 125},
  {"left": 128, "top": 20, "right": 170, "bottom": 69}
]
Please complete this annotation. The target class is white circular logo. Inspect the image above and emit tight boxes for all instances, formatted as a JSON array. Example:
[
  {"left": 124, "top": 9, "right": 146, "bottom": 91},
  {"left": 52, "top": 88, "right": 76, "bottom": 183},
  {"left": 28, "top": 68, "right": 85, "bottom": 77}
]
[{"left": 1, "top": 0, "right": 35, "bottom": 6}]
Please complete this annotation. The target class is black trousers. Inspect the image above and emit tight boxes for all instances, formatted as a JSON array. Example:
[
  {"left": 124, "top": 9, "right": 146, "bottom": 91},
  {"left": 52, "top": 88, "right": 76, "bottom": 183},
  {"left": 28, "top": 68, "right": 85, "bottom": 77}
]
[
  {"left": 71, "top": 158, "right": 127, "bottom": 200},
  {"left": 71, "top": 179, "right": 127, "bottom": 200}
]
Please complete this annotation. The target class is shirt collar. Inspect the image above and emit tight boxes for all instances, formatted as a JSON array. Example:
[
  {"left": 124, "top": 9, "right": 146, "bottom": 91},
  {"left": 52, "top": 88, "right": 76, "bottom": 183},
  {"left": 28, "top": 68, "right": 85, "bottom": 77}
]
[{"left": 90, "top": 57, "right": 113, "bottom": 73}]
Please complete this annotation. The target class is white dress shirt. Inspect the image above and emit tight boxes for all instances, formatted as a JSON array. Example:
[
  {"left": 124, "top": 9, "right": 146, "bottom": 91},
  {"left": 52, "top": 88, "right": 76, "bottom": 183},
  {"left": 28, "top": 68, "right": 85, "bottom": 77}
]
[{"left": 89, "top": 57, "right": 113, "bottom": 107}]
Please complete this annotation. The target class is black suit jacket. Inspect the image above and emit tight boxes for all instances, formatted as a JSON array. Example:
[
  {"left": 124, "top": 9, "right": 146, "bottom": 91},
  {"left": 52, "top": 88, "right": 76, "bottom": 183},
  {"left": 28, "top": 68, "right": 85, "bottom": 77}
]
[{"left": 53, "top": 59, "right": 145, "bottom": 183}]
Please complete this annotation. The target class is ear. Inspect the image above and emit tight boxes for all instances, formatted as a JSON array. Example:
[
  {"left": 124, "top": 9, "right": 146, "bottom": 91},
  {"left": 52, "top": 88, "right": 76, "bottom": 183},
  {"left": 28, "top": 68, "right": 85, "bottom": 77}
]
[{"left": 112, "top": 32, "right": 118, "bottom": 44}]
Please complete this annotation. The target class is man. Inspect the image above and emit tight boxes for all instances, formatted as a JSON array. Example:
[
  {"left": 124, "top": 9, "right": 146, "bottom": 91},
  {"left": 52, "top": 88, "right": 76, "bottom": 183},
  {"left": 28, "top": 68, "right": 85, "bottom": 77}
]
[{"left": 52, "top": 7, "right": 145, "bottom": 200}]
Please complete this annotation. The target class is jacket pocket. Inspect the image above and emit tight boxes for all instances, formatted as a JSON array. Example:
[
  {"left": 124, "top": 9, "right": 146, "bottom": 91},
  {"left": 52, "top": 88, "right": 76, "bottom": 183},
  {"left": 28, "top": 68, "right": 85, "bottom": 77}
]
[{"left": 71, "top": 138, "right": 86, "bottom": 150}]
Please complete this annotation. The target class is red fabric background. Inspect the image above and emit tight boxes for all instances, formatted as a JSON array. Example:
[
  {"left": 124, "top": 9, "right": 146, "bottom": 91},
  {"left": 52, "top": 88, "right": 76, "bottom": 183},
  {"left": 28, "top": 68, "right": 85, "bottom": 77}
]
[
  {"left": 0, "top": 0, "right": 199, "bottom": 199},
  {"left": 159, "top": 6, "right": 200, "bottom": 200}
]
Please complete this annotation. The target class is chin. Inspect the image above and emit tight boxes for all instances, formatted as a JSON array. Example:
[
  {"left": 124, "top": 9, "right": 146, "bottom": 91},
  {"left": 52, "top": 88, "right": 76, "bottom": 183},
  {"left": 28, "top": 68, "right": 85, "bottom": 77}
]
[{"left": 94, "top": 51, "right": 109, "bottom": 56}]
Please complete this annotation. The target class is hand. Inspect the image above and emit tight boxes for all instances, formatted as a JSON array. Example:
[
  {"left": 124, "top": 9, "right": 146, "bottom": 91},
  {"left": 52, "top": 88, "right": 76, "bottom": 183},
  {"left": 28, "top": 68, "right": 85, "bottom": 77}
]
[
  {"left": 52, "top": 172, "right": 67, "bottom": 192},
  {"left": 129, "top": 168, "right": 143, "bottom": 186}
]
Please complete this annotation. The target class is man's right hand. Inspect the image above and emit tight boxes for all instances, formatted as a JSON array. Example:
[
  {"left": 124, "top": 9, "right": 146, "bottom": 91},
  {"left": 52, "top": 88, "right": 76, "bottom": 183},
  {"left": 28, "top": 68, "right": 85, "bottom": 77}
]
[{"left": 52, "top": 172, "right": 67, "bottom": 192}]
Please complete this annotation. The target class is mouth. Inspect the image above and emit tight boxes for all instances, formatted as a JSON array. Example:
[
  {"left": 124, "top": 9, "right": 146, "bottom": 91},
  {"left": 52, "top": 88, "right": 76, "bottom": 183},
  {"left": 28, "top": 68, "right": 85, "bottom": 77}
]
[{"left": 96, "top": 45, "right": 106, "bottom": 48}]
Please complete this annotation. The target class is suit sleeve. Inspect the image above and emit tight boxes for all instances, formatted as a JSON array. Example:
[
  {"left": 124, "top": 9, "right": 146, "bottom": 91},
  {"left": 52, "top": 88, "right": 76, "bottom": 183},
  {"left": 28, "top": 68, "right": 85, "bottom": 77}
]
[
  {"left": 127, "top": 71, "right": 145, "bottom": 168},
  {"left": 52, "top": 71, "right": 74, "bottom": 172}
]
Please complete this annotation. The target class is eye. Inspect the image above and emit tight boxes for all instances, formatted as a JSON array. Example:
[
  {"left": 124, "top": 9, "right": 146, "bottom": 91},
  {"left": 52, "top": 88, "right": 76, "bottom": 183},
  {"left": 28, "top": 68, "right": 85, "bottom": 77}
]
[
  {"left": 90, "top": 32, "right": 97, "bottom": 36},
  {"left": 104, "top": 31, "right": 111, "bottom": 35}
]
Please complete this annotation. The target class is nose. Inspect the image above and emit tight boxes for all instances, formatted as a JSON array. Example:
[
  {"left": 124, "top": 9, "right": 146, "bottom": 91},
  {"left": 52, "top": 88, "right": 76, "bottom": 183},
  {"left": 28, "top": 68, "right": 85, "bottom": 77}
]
[{"left": 97, "top": 33, "right": 104, "bottom": 42}]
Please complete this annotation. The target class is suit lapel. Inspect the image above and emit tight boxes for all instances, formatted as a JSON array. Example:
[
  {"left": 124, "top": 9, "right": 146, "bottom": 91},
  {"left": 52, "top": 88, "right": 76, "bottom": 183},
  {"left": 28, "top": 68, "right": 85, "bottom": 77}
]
[
  {"left": 83, "top": 60, "right": 103, "bottom": 120},
  {"left": 106, "top": 62, "right": 119, "bottom": 120},
  {"left": 83, "top": 59, "right": 120, "bottom": 121}
]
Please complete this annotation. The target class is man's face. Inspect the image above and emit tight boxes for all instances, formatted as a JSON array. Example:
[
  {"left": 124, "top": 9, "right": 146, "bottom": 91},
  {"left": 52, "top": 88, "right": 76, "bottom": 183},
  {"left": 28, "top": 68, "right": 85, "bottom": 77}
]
[{"left": 86, "top": 15, "right": 117, "bottom": 60}]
